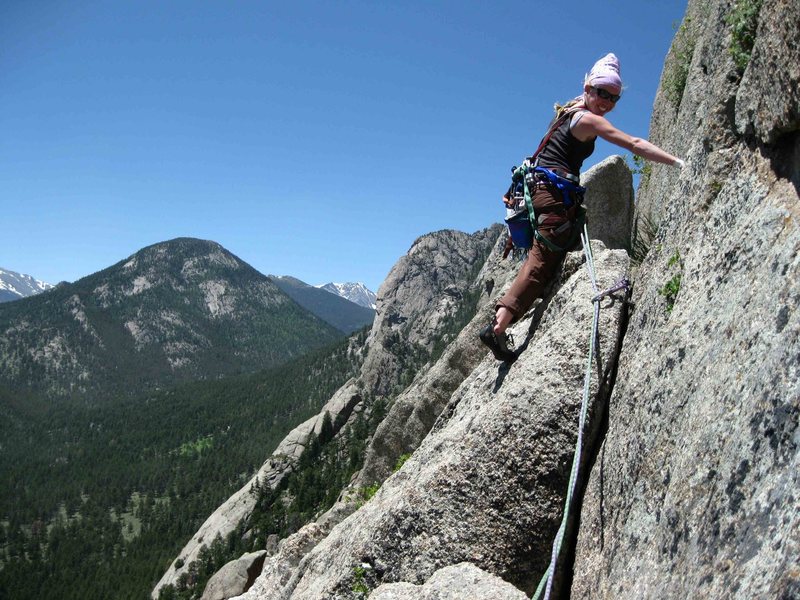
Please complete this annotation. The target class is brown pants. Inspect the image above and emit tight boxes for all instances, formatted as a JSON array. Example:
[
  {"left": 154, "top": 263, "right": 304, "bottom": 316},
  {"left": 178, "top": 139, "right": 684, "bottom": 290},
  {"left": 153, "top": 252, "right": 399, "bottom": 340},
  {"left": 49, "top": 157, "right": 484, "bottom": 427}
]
[{"left": 497, "top": 186, "right": 576, "bottom": 321}]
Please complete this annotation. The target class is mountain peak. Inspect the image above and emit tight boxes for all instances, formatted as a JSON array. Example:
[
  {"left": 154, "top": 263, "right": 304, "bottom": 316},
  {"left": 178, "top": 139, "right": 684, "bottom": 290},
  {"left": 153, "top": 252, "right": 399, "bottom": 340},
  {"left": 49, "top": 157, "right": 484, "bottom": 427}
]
[
  {"left": 0, "top": 267, "right": 54, "bottom": 303},
  {"left": 122, "top": 238, "right": 241, "bottom": 274},
  {"left": 269, "top": 276, "right": 375, "bottom": 334},
  {"left": 144, "top": 237, "right": 225, "bottom": 253},
  {"left": 318, "top": 282, "right": 377, "bottom": 310},
  {"left": 90, "top": 238, "right": 258, "bottom": 299}
]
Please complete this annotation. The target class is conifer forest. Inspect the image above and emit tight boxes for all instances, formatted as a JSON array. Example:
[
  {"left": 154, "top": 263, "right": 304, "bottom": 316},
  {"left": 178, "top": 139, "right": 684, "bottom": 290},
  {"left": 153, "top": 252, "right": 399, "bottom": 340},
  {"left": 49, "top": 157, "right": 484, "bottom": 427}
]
[{"left": 0, "top": 331, "right": 366, "bottom": 600}]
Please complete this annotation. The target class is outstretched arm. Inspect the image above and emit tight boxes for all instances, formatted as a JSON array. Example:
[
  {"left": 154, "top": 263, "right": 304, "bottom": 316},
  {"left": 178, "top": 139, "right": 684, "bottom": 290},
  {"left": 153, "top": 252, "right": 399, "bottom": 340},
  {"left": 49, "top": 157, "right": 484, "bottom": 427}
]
[{"left": 572, "top": 112, "right": 683, "bottom": 166}]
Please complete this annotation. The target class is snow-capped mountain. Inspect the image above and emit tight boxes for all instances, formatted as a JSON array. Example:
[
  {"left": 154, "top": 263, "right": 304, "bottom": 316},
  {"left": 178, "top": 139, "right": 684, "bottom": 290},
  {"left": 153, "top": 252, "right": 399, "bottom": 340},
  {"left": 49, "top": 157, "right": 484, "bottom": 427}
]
[
  {"left": 318, "top": 282, "right": 377, "bottom": 310},
  {"left": 0, "top": 268, "right": 54, "bottom": 303},
  {"left": 270, "top": 276, "right": 375, "bottom": 334}
]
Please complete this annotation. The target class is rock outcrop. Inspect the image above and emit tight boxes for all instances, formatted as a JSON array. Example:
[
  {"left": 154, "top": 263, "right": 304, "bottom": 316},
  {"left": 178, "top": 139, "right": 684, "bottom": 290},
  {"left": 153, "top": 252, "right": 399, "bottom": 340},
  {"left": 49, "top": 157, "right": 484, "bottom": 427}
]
[
  {"left": 581, "top": 155, "right": 634, "bottom": 251},
  {"left": 360, "top": 228, "right": 500, "bottom": 396},
  {"left": 352, "top": 232, "right": 516, "bottom": 490},
  {"left": 201, "top": 551, "right": 268, "bottom": 600},
  {"left": 369, "top": 563, "right": 529, "bottom": 600},
  {"left": 235, "top": 524, "right": 327, "bottom": 598}
]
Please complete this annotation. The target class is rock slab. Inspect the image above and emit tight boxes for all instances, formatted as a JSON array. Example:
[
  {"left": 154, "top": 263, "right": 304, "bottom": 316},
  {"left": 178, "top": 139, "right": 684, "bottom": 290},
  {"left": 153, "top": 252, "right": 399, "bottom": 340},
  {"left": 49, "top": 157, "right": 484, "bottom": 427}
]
[{"left": 369, "top": 563, "right": 529, "bottom": 600}]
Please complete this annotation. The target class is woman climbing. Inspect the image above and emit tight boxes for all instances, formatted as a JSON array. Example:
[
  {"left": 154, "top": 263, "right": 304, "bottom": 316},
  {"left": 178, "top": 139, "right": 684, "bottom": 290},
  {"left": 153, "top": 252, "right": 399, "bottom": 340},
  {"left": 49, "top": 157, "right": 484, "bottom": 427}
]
[{"left": 480, "top": 53, "right": 685, "bottom": 362}]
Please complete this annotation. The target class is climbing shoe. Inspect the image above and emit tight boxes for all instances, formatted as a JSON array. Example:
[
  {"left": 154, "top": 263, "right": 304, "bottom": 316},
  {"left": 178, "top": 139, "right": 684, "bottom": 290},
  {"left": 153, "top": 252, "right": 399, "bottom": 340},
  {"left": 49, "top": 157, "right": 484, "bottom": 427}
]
[{"left": 479, "top": 323, "right": 516, "bottom": 362}]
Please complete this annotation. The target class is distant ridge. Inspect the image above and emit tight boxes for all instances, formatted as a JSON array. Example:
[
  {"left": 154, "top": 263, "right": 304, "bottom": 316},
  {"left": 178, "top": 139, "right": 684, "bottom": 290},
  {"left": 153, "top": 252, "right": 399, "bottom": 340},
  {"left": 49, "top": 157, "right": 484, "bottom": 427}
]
[
  {"left": 0, "top": 238, "right": 343, "bottom": 400},
  {"left": 269, "top": 276, "right": 375, "bottom": 334},
  {"left": 0, "top": 268, "right": 53, "bottom": 303},
  {"left": 319, "top": 281, "right": 377, "bottom": 310}
]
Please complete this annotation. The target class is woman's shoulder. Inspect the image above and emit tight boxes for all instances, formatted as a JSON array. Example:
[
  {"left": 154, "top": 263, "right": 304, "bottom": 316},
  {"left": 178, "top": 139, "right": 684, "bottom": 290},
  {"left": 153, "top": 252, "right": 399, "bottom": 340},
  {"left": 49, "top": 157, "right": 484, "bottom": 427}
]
[
  {"left": 569, "top": 110, "right": 603, "bottom": 143},
  {"left": 569, "top": 109, "right": 593, "bottom": 129}
]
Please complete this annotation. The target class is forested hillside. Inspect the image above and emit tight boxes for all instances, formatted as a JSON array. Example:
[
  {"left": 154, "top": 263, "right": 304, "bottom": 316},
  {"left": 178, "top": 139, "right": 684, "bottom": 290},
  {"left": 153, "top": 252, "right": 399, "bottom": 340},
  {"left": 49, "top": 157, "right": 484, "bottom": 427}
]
[
  {"left": 0, "top": 328, "right": 368, "bottom": 600},
  {"left": 0, "top": 238, "right": 344, "bottom": 401}
]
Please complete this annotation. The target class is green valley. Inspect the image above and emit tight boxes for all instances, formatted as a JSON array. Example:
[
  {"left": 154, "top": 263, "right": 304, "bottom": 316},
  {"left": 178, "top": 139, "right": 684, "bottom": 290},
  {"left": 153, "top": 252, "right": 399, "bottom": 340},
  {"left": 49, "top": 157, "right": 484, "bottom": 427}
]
[{"left": 0, "top": 321, "right": 367, "bottom": 600}]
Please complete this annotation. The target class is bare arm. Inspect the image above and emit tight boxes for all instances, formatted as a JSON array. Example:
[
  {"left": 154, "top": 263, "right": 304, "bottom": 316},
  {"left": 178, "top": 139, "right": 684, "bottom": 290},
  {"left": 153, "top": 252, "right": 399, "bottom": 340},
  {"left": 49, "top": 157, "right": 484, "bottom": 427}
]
[{"left": 572, "top": 112, "right": 682, "bottom": 166}]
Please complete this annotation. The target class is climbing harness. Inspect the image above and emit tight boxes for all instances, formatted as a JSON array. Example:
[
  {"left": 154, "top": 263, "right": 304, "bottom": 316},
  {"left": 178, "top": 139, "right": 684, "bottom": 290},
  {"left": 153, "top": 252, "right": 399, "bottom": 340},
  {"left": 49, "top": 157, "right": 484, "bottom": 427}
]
[
  {"left": 530, "top": 225, "right": 630, "bottom": 600},
  {"left": 531, "top": 166, "right": 585, "bottom": 209},
  {"left": 506, "top": 164, "right": 587, "bottom": 253}
]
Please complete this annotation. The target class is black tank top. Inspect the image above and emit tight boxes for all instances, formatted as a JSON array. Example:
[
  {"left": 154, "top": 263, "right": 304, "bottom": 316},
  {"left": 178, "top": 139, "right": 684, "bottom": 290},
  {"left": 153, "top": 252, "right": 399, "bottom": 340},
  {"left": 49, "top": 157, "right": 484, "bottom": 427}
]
[{"left": 537, "top": 112, "right": 595, "bottom": 176}]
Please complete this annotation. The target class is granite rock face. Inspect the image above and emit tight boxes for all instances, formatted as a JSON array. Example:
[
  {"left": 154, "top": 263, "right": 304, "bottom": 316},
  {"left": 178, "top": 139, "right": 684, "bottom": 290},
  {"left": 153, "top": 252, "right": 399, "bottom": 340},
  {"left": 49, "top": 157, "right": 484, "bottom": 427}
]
[
  {"left": 571, "top": 0, "right": 800, "bottom": 597},
  {"left": 234, "top": 245, "right": 629, "bottom": 599},
  {"left": 200, "top": 551, "right": 268, "bottom": 600},
  {"left": 360, "top": 228, "right": 500, "bottom": 396},
  {"left": 369, "top": 563, "right": 529, "bottom": 600},
  {"left": 581, "top": 155, "right": 634, "bottom": 251},
  {"left": 353, "top": 232, "right": 519, "bottom": 489},
  {"left": 734, "top": 0, "right": 800, "bottom": 145},
  {"left": 238, "top": 524, "right": 327, "bottom": 599}
]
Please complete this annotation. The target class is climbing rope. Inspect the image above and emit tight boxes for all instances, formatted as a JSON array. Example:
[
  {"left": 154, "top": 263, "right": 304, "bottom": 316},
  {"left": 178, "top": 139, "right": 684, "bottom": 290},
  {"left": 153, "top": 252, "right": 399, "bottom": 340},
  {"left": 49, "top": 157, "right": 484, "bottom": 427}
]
[{"left": 531, "top": 224, "right": 629, "bottom": 600}]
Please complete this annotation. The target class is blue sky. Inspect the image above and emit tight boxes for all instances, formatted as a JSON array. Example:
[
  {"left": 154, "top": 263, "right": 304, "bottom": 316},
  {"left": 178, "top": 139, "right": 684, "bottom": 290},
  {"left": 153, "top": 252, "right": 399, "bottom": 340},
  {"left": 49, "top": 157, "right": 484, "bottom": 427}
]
[{"left": 1, "top": 1, "right": 687, "bottom": 293}]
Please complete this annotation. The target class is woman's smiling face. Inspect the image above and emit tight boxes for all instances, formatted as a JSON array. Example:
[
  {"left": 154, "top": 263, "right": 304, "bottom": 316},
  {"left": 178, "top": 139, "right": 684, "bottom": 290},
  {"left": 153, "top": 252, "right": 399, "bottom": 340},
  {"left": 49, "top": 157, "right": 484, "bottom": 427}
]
[{"left": 584, "top": 84, "right": 620, "bottom": 116}]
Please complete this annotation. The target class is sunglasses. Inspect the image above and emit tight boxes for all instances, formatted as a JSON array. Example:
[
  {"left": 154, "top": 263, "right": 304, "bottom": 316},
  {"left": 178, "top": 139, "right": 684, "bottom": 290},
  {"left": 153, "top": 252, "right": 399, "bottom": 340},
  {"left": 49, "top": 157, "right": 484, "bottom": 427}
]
[{"left": 591, "top": 86, "right": 621, "bottom": 103}]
